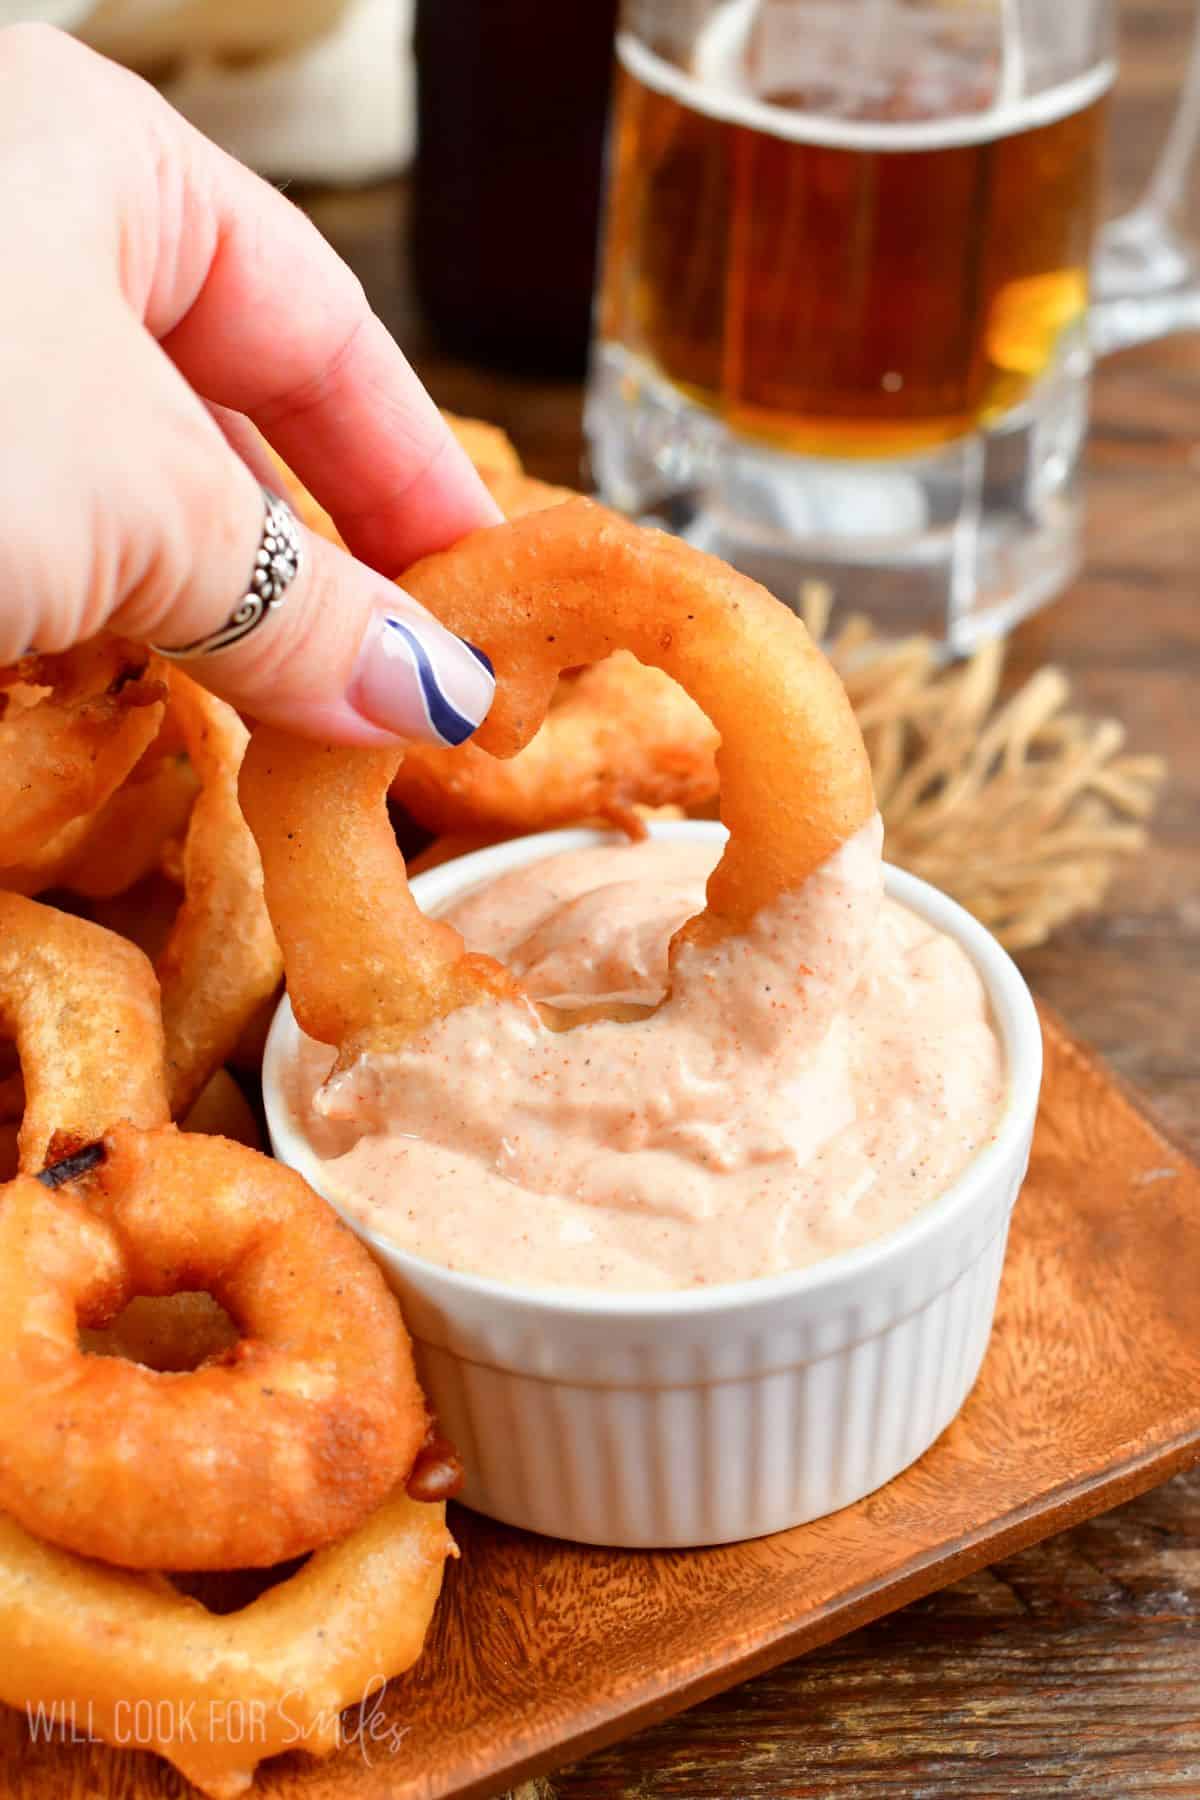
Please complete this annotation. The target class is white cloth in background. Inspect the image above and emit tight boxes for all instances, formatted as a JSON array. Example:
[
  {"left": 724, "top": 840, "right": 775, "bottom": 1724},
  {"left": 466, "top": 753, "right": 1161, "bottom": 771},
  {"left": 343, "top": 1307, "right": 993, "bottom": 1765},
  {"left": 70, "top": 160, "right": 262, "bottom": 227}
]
[
  {"left": 0, "top": 0, "right": 90, "bottom": 25},
  {"left": 0, "top": 0, "right": 415, "bottom": 184}
]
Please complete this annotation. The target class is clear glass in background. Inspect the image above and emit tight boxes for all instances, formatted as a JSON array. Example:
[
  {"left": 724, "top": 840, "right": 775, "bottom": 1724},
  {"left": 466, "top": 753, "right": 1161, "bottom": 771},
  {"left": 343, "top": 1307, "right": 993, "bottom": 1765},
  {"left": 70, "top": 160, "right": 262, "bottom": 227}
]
[{"left": 585, "top": 0, "right": 1200, "bottom": 650}]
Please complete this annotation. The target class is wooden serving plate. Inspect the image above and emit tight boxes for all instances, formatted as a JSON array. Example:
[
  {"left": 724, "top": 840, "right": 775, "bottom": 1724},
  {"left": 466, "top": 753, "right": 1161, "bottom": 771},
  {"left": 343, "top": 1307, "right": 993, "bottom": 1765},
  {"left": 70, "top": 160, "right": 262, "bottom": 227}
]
[{"left": 6, "top": 1005, "right": 1199, "bottom": 1800}]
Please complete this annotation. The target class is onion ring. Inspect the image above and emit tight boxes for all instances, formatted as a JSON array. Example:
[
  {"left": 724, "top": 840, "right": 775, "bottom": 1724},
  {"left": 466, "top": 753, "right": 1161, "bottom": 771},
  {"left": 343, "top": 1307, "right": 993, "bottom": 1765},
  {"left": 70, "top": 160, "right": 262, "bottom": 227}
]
[
  {"left": 268, "top": 430, "right": 719, "bottom": 835},
  {"left": 0, "top": 893, "right": 169, "bottom": 1171},
  {"left": 390, "top": 462, "right": 718, "bottom": 835},
  {"left": 0, "top": 733, "right": 197, "bottom": 902},
  {"left": 0, "top": 1124, "right": 428, "bottom": 1569},
  {"left": 81, "top": 1295, "right": 464, "bottom": 1503},
  {"left": 58, "top": 747, "right": 198, "bottom": 900},
  {"left": 241, "top": 499, "right": 873, "bottom": 1065},
  {"left": 0, "top": 1486, "right": 452, "bottom": 1799},
  {"left": 0, "top": 637, "right": 165, "bottom": 868},
  {"left": 0, "top": 809, "right": 97, "bottom": 898},
  {"left": 155, "top": 667, "right": 283, "bottom": 1118},
  {"left": 0, "top": 662, "right": 193, "bottom": 901}
]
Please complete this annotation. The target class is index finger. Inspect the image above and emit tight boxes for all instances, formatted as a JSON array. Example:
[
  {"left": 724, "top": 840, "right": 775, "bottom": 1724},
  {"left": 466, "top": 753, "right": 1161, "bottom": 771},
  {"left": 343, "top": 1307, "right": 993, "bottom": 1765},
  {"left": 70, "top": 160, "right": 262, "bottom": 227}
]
[{"left": 145, "top": 105, "right": 502, "bottom": 572}]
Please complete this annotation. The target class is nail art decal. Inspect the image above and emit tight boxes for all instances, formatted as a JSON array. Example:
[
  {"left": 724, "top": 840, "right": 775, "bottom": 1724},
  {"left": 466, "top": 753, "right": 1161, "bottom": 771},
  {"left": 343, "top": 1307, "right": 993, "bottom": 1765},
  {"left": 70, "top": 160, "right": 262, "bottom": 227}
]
[{"left": 383, "top": 616, "right": 494, "bottom": 746}]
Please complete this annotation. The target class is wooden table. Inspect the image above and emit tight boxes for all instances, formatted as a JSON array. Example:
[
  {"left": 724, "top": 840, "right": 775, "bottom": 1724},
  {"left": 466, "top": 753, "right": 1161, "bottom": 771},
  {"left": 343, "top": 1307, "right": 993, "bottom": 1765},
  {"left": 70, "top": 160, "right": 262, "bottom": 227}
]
[{"left": 302, "top": 5, "right": 1200, "bottom": 1789}]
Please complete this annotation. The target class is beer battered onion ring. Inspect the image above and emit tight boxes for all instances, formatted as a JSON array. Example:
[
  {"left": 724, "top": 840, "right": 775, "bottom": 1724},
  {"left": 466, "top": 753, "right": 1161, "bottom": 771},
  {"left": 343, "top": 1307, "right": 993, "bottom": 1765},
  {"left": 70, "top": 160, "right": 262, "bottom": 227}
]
[
  {"left": 0, "top": 729, "right": 197, "bottom": 901},
  {"left": 54, "top": 746, "right": 198, "bottom": 900},
  {"left": 0, "top": 893, "right": 168, "bottom": 1171},
  {"left": 241, "top": 499, "right": 873, "bottom": 1065},
  {"left": 156, "top": 668, "right": 284, "bottom": 1117},
  {"left": 390, "top": 467, "right": 719, "bottom": 834},
  {"left": 0, "top": 637, "right": 165, "bottom": 868},
  {"left": 0, "top": 1487, "right": 452, "bottom": 1799},
  {"left": 268, "top": 428, "right": 719, "bottom": 836},
  {"left": 0, "top": 1125, "right": 428, "bottom": 1569}
]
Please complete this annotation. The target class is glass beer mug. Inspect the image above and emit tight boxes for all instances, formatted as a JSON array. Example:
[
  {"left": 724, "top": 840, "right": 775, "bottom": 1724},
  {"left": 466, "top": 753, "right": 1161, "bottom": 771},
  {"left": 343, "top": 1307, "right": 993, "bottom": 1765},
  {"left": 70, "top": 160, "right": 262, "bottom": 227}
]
[{"left": 586, "top": 0, "right": 1200, "bottom": 648}]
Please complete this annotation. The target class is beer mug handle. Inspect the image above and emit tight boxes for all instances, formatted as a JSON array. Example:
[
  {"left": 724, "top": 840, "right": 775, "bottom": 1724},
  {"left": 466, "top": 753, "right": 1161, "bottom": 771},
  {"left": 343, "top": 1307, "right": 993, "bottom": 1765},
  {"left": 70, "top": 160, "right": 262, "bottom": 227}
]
[{"left": 1091, "top": 12, "right": 1200, "bottom": 352}]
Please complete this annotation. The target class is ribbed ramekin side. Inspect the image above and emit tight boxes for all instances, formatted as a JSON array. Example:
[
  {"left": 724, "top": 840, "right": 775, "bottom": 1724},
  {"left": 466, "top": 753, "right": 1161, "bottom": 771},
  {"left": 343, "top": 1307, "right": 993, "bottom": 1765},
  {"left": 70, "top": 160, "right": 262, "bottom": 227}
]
[{"left": 405, "top": 1190, "right": 1019, "bottom": 1547}]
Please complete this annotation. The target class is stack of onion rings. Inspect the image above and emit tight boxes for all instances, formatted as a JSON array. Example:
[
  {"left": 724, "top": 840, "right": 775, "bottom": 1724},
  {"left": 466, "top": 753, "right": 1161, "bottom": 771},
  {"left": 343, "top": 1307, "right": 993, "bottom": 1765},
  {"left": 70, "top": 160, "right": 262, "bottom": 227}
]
[
  {"left": 0, "top": 656, "right": 282, "bottom": 1125},
  {"left": 0, "top": 881, "right": 453, "bottom": 1790}
]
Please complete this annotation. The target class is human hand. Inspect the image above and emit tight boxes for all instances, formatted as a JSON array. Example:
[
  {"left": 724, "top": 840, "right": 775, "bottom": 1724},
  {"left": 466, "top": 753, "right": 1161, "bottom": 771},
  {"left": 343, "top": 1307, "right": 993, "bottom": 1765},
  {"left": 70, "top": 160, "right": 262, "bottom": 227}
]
[{"left": 0, "top": 23, "right": 500, "bottom": 745}]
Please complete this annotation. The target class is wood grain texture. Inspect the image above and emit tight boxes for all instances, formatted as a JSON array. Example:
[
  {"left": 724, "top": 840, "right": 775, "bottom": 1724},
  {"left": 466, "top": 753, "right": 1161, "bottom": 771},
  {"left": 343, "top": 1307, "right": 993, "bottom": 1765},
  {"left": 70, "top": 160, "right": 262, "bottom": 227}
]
[{"left": 3, "top": 1009, "right": 1198, "bottom": 1799}]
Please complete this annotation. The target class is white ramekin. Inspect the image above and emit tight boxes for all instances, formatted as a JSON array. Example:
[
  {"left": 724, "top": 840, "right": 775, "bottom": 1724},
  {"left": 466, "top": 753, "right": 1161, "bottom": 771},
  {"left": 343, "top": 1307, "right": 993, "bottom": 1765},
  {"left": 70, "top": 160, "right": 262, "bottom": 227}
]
[{"left": 264, "top": 823, "right": 1042, "bottom": 1549}]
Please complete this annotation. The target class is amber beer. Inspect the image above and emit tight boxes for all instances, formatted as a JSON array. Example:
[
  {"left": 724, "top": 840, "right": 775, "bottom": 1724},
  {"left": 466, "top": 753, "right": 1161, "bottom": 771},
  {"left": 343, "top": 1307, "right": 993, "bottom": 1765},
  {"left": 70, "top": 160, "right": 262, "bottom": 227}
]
[{"left": 598, "top": 27, "right": 1111, "bottom": 459}]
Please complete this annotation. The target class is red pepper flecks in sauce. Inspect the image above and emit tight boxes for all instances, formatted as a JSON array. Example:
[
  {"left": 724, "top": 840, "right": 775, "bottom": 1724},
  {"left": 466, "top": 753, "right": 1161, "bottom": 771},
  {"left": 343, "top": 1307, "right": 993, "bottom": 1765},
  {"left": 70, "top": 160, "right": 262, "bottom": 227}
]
[{"left": 283, "top": 819, "right": 1006, "bottom": 1291}]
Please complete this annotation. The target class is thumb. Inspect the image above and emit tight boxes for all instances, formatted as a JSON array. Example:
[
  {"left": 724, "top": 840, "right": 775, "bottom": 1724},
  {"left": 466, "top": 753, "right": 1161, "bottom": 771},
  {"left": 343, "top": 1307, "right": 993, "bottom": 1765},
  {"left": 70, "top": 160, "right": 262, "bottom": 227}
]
[{"left": 149, "top": 473, "right": 496, "bottom": 747}]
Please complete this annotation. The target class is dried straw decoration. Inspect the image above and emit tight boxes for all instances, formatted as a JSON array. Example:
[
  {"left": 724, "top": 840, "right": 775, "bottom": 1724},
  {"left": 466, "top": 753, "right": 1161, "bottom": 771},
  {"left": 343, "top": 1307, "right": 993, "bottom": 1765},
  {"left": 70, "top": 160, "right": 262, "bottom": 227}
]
[{"left": 801, "top": 585, "right": 1166, "bottom": 951}]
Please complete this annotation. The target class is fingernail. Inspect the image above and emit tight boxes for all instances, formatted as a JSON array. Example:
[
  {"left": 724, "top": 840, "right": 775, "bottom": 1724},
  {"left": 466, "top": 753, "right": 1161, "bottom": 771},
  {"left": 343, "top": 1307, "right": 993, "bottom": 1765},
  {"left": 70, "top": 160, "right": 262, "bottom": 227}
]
[{"left": 348, "top": 597, "right": 495, "bottom": 746}]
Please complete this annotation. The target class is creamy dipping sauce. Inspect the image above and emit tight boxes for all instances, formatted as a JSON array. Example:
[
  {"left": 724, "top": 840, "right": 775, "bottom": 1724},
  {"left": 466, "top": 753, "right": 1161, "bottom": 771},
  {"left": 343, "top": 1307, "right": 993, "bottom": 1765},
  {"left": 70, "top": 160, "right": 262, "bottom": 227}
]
[{"left": 281, "top": 821, "right": 1006, "bottom": 1291}]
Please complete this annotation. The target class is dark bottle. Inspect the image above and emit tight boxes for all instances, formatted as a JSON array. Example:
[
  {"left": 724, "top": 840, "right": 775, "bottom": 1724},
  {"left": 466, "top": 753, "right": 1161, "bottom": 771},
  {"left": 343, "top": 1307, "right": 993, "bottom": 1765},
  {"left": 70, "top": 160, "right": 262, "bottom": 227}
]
[{"left": 412, "top": 0, "right": 620, "bottom": 376}]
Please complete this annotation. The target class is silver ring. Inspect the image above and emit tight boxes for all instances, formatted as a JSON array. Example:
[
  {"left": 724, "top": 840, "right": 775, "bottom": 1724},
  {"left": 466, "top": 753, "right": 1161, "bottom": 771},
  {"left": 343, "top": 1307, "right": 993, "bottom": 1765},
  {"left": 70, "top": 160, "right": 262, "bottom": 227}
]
[{"left": 153, "top": 485, "right": 303, "bottom": 661}]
